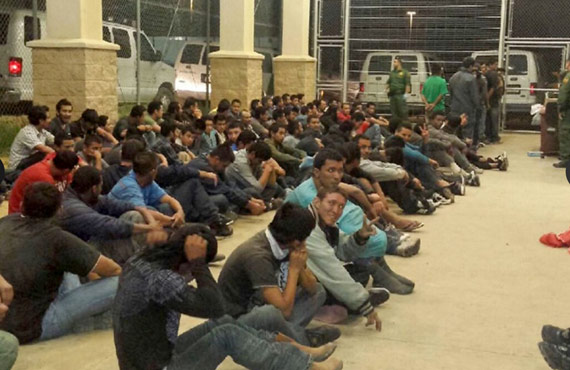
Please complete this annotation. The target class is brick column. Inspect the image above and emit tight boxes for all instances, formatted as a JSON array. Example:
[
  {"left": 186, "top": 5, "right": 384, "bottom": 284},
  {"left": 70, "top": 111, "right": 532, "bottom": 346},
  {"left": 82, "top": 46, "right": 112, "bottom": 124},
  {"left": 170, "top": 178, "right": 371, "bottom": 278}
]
[
  {"left": 274, "top": 0, "right": 316, "bottom": 99},
  {"left": 28, "top": 0, "right": 119, "bottom": 121},
  {"left": 209, "top": 0, "right": 264, "bottom": 108}
]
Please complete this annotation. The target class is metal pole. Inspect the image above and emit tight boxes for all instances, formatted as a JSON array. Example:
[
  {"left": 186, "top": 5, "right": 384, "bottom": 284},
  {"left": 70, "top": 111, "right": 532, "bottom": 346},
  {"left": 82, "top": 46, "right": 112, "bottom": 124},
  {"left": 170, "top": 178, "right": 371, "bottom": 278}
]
[
  {"left": 341, "top": 0, "right": 350, "bottom": 103},
  {"left": 498, "top": 0, "right": 508, "bottom": 69},
  {"left": 136, "top": 0, "right": 141, "bottom": 104},
  {"left": 32, "top": 0, "right": 38, "bottom": 40},
  {"left": 312, "top": 0, "right": 320, "bottom": 100},
  {"left": 205, "top": 0, "right": 211, "bottom": 112}
]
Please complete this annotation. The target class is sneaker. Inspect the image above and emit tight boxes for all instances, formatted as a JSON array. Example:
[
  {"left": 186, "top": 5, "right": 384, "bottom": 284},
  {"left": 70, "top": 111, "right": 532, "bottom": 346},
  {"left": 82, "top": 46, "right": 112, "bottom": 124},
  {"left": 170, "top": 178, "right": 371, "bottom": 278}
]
[
  {"left": 370, "top": 263, "right": 414, "bottom": 294},
  {"left": 416, "top": 200, "right": 436, "bottom": 215},
  {"left": 394, "top": 238, "right": 421, "bottom": 257},
  {"left": 368, "top": 287, "right": 390, "bottom": 306},
  {"left": 427, "top": 199, "right": 441, "bottom": 209},
  {"left": 553, "top": 161, "right": 568, "bottom": 169},
  {"left": 305, "top": 325, "right": 342, "bottom": 347},
  {"left": 399, "top": 233, "right": 410, "bottom": 243},
  {"left": 212, "top": 224, "right": 233, "bottom": 238},
  {"left": 224, "top": 210, "right": 239, "bottom": 222},
  {"left": 376, "top": 257, "right": 415, "bottom": 288},
  {"left": 472, "top": 166, "right": 484, "bottom": 174},
  {"left": 538, "top": 341, "right": 570, "bottom": 370},
  {"left": 432, "top": 192, "right": 452, "bottom": 205},
  {"left": 448, "top": 182, "right": 465, "bottom": 196},
  {"left": 217, "top": 213, "right": 234, "bottom": 226},
  {"left": 440, "top": 187, "right": 456, "bottom": 202},
  {"left": 466, "top": 171, "right": 481, "bottom": 187},
  {"left": 209, "top": 253, "right": 226, "bottom": 264},
  {"left": 542, "top": 325, "right": 570, "bottom": 347}
]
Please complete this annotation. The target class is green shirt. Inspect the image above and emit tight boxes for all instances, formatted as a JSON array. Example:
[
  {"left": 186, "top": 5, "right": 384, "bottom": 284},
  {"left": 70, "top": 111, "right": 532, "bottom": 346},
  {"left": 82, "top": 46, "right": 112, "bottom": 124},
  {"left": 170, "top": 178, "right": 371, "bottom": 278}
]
[
  {"left": 387, "top": 68, "right": 411, "bottom": 96},
  {"left": 422, "top": 75, "right": 449, "bottom": 112},
  {"left": 559, "top": 73, "right": 570, "bottom": 112}
]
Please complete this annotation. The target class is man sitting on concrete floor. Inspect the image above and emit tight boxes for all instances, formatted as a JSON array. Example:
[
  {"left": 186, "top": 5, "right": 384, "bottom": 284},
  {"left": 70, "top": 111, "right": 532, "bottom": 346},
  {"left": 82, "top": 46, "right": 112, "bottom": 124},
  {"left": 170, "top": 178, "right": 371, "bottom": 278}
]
[
  {"left": 113, "top": 224, "right": 342, "bottom": 370},
  {"left": 265, "top": 122, "right": 307, "bottom": 182},
  {"left": 306, "top": 187, "right": 386, "bottom": 327},
  {"left": 286, "top": 148, "right": 414, "bottom": 294},
  {"left": 60, "top": 166, "right": 170, "bottom": 265},
  {"left": 225, "top": 138, "right": 286, "bottom": 206},
  {"left": 77, "top": 134, "right": 109, "bottom": 171},
  {"left": 0, "top": 182, "right": 121, "bottom": 344},
  {"left": 0, "top": 273, "right": 18, "bottom": 370},
  {"left": 353, "top": 135, "right": 437, "bottom": 215},
  {"left": 108, "top": 151, "right": 185, "bottom": 228},
  {"left": 218, "top": 203, "right": 341, "bottom": 348},
  {"left": 188, "top": 143, "right": 267, "bottom": 216},
  {"left": 8, "top": 105, "right": 54, "bottom": 173},
  {"left": 48, "top": 98, "right": 73, "bottom": 137},
  {"left": 102, "top": 140, "right": 233, "bottom": 237},
  {"left": 8, "top": 150, "right": 79, "bottom": 214}
]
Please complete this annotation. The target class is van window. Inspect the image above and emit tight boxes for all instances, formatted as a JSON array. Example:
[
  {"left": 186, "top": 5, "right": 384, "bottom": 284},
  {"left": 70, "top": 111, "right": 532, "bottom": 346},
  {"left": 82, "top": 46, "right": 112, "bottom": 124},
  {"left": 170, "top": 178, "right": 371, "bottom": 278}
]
[
  {"left": 113, "top": 28, "right": 131, "bottom": 59},
  {"left": 396, "top": 55, "right": 418, "bottom": 74},
  {"left": 102, "top": 27, "right": 111, "bottom": 43},
  {"left": 24, "top": 16, "right": 41, "bottom": 44},
  {"left": 180, "top": 44, "right": 203, "bottom": 64},
  {"left": 508, "top": 55, "right": 528, "bottom": 75},
  {"left": 368, "top": 55, "right": 391, "bottom": 75},
  {"left": 140, "top": 35, "right": 156, "bottom": 61},
  {"left": 0, "top": 14, "right": 8, "bottom": 44},
  {"left": 201, "top": 45, "right": 220, "bottom": 65}
]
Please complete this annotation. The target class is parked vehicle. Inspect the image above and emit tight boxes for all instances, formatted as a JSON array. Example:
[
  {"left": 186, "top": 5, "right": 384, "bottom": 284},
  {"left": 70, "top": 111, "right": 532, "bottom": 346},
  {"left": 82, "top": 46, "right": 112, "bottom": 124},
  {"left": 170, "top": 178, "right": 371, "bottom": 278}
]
[
  {"left": 358, "top": 51, "right": 435, "bottom": 109},
  {"left": 174, "top": 41, "right": 275, "bottom": 101},
  {"left": 0, "top": 6, "right": 176, "bottom": 111},
  {"left": 472, "top": 49, "right": 548, "bottom": 112}
]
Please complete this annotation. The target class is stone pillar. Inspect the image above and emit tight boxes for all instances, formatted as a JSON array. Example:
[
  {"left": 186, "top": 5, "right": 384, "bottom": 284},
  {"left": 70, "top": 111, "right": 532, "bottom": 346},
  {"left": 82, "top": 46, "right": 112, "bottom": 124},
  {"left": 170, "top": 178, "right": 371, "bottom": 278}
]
[
  {"left": 28, "top": 0, "right": 119, "bottom": 121},
  {"left": 210, "top": 0, "right": 264, "bottom": 109},
  {"left": 274, "top": 0, "right": 316, "bottom": 99}
]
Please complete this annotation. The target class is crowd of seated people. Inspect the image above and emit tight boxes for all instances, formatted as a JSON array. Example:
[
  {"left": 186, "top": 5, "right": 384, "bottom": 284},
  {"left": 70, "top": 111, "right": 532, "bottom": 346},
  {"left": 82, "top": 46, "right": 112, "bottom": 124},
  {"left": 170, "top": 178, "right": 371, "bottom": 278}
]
[{"left": 0, "top": 93, "right": 509, "bottom": 370}]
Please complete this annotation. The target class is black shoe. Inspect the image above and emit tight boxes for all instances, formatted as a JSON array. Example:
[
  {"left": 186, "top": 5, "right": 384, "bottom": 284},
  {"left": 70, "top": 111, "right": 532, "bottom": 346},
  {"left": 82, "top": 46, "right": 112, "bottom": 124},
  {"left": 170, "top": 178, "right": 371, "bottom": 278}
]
[
  {"left": 210, "top": 223, "right": 233, "bottom": 238},
  {"left": 543, "top": 325, "right": 570, "bottom": 347},
  {"left": 553, "top": 161, "right": 568, "bottom": 169},
  {"left": 217, "top": 213, "right": 234, "bottom": 226},
  {"left": 376, "top": 257, "right": 415, "bottom": 288},
  {"left": 209, "top": 253, "right": 226, "bottom": 264},
  {"left": 368, "top": 287, "right": 390, "bottom": 306},
  {"left": 416, "top": 199, "right": 436, "bottom": 215},
  {"left": 305, "top": 325, "right": 341, "bottom": 347},
  {"left": 369, "top": 262, "right": 413, "bottom": 295},
  {"left": 538, "top": 341, "right": 570, "bottom": 370}
]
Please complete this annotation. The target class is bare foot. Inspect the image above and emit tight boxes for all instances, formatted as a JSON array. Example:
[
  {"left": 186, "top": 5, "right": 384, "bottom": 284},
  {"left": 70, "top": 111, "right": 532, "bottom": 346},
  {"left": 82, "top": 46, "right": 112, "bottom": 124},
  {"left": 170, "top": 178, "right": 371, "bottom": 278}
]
[{"left": 311, "top": 357, "right": 343, "bottom": 370}]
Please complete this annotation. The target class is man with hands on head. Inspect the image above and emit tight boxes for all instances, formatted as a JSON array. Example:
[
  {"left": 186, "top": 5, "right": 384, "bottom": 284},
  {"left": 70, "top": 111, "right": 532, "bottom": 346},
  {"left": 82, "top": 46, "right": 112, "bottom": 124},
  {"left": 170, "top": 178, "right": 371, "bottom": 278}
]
[{"left": 307, "top": 187, "right": 383, "bottom": 331}]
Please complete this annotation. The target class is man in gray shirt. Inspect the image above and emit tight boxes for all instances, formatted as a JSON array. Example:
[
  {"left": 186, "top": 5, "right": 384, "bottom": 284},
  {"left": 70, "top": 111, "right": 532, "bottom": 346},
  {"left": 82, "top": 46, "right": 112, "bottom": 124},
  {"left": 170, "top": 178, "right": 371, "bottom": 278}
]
[{"left": 449, "top": 57, "right": 479, "bottom": 140}]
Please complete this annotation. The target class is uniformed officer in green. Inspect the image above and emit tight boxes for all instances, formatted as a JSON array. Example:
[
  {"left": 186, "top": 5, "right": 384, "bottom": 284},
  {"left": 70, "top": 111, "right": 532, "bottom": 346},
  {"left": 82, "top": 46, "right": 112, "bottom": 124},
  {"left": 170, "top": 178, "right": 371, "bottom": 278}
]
[
  {"left": 554, "top": 60, "right": 570, "bottom": 168},
  {"left": 386, "top": 56, "right": 411, "bottom": 121}
]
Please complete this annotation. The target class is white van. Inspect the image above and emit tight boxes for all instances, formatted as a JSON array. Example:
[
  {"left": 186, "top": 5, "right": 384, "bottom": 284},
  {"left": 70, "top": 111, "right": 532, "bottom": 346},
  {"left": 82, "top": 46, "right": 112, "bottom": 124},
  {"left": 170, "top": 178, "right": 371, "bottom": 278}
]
[
  {"left": 471, "top": 50, "right": 546, "bottom": 112},
  {"left": 174, "top": 41, "right": 275, "bottom": 101},
  {"left": 358, "top": 51, "right": 434, "bottom": 108},
  {"left": 0, "top": 6, "right": 176, "bottom": 110}
]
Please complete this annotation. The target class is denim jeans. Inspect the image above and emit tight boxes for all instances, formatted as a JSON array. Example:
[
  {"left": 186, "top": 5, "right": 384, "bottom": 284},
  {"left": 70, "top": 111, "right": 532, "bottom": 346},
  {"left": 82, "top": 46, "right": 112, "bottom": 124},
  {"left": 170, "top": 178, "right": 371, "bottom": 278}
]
[
  {"left": 168, "top": 315, "right": 311, "bottom": 370},
  {"left": 238, "top": 285, "right": 326, "bottom": 346},
  {"left": 473, "top": 106, "right": 487, "bottom": 145},
  {"left": 40, "top": 273, "right": 118, "bottom": 341},
  {"left": 168, "top": 178, "right": 219, "bottom": 223},
  {"left": 0, "top": 330, "right": 18, "bottom": 370}
]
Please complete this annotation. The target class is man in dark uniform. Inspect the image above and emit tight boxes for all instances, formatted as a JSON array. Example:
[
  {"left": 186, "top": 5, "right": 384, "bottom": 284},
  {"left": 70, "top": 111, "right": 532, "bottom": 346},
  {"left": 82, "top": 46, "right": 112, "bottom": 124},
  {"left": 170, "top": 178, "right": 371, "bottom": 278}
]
[
  {"left": 554, "top": 60, "right": 570, "bottom": 168},
  {"left": 386, "top": 57, "right": 411, "bottom": 121}
]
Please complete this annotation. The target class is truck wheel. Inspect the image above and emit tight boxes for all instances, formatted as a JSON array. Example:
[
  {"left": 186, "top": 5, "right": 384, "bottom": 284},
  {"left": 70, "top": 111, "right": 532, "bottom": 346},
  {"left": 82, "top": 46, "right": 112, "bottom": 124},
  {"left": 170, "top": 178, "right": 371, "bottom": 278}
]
[{"left": 155, "top": 86, "right": 176, "bottom": 107}]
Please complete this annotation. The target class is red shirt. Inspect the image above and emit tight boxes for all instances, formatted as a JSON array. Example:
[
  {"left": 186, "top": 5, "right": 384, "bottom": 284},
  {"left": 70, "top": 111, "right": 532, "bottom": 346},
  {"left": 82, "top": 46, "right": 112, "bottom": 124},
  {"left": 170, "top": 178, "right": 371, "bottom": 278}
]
[
  {"left": 8, "top": 159, "right": 72, "bottom": 214},
  {"left": 337, "top": 112, "right": 351, "bottom": 123}
]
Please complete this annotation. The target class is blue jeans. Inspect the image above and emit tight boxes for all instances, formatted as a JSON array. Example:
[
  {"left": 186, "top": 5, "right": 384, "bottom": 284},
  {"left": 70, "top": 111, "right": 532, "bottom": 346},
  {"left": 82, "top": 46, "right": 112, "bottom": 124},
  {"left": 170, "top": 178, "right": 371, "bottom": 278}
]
[
  {"left": 238, "top": 285, "right": 326, "bottom": 346},
  {"left": 168, "top": 315, "right": 311, "bottom": 370},
  {"left": 0, "top": 330, "right": 18, "bottom": 370},
  {"left": 40, "top": 273, "right": 118, "bottom": 341}
]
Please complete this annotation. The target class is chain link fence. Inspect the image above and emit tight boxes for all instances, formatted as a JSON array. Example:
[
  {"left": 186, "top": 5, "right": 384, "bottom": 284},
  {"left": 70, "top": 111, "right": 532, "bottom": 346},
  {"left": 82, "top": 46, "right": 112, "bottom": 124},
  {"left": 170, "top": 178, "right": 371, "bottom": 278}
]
[{"left": 0, "top": 0, "right": 281, "bottom": 116}]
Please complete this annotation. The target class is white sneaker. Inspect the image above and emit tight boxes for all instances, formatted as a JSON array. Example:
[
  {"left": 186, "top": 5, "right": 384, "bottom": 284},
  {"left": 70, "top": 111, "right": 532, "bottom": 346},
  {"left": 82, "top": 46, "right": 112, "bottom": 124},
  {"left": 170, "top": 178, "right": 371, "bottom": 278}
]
[{"left": 395, "top": 238, "right": 421, "bottom": 257}]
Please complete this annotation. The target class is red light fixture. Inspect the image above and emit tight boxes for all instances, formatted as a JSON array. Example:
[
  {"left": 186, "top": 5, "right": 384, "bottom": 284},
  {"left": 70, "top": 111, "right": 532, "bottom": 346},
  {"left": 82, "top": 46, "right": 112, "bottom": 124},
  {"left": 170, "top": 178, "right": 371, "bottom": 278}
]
[
  {"left": 8, "top": 57, "right": 22, "bottom": 77},
  {"left": 530, "top": 83, "right": 537, "bottom": 95},
  {"left": 359, "top": 82, "right": 365, "bottom": 93}
]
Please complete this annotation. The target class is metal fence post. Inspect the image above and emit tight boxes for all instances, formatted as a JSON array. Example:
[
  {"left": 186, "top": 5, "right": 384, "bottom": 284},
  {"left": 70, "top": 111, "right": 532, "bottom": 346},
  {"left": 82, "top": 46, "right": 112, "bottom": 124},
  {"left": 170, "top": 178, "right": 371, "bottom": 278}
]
[
  {"left": 136, "top": 0, "right": 141, "bottom": 105},
  {"left": 32, "top": 0, "right": 38, "bottom": 41},
  {"left": 206, "top": 0, "right": 211, "bottom": 112},
  {"left": 341, "top": 0, "right": 350, "bottom": 103}
]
